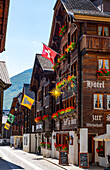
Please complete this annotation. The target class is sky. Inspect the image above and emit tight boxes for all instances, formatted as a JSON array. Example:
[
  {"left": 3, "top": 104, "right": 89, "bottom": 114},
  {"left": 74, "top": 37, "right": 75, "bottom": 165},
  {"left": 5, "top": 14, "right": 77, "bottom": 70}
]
[{"left": 0, "top": 0, "right": 56, "bottom": 77}]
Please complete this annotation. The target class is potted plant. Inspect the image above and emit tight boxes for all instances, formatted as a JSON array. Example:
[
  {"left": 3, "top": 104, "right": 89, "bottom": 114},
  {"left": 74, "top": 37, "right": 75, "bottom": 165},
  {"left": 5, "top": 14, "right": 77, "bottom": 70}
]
[
  {"left": 61, "top": 144, "right": 68, "bottom": 151},
  {"left": 47, "top": 142, "right": 51, "bottom": 149},
  {"left": 96, "top": 146, "right": 104, "bottom": 156},
  {"left": 40, "top": 142, "right": 45, "bottom": 148}
]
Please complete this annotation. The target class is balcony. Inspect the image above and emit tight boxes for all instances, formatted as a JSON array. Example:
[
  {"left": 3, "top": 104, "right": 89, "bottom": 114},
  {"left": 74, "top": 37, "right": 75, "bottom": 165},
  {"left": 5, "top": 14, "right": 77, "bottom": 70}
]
[
  {"left": 62, "top": 89, "right": 75, "bottom": 101},
  {"left": 80, "top": 35, "right": 110, "bottom": 52}
]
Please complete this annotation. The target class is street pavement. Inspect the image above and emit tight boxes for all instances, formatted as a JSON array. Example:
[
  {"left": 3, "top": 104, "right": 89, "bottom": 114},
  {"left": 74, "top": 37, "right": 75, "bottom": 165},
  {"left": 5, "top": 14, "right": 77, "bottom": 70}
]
[{"left": 0, "top": 146, "right": 105, "bottom": 170}]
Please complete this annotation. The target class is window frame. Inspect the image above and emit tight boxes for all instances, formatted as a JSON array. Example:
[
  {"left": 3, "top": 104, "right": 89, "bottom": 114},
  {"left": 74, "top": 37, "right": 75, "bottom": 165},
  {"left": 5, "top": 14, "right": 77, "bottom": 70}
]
[
  {"left": 98, "top": 59, "right": 109, "bottom": 70},
  {"left": 98, "top": 26, "right": 109, "bottom": 36},
  {"left": 94, "top": 93, "right": 103, "bottom": 110}
]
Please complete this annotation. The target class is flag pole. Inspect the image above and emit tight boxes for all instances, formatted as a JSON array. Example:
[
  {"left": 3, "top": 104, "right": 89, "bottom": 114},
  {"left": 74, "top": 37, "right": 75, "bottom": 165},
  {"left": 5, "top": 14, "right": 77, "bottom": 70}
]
[{"left": 42, "top": 42, "right": 61, "bottom": 56}]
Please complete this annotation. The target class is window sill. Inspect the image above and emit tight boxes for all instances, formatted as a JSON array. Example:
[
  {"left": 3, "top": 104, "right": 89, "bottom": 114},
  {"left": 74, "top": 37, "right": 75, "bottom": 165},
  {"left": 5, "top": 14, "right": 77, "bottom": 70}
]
[
  {"left": 97, "top": 75, "right": 110, "bottom": 80},
  {"left": 98, "top": 154, "right": 104, "bottom": 157},
  {"left": 94, "top": 108, "right": 103, "bottom": 110}
]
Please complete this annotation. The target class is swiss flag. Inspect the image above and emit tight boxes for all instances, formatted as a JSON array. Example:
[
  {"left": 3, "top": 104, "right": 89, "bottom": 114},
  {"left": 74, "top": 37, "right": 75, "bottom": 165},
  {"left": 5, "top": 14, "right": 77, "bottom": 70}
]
[{"left": 42, "top": 43, "right": 57, "bottom": 64}]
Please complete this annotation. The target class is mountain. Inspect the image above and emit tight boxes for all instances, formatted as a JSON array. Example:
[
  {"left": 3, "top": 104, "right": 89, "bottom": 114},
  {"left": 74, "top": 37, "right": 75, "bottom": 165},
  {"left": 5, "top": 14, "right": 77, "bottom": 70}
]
[{"left": 3, "top": 68, "right": 33, "bottom": 110}]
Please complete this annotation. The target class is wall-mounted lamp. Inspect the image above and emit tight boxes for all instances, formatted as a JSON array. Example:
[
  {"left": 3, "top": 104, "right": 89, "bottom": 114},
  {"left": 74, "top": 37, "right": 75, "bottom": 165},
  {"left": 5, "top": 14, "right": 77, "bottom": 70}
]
[
  {"left": 71, "top": 135, "right": 73, "bottom": 139},
  {"left": 53, "top": 135, "right": 56, "bottom": 139}
]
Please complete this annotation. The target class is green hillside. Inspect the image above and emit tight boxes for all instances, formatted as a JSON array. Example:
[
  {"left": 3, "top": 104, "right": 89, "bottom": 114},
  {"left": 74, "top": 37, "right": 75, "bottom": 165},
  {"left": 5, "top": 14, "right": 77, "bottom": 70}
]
[{"left": 3, "top": 68, "right": 32, "bottom": 110}]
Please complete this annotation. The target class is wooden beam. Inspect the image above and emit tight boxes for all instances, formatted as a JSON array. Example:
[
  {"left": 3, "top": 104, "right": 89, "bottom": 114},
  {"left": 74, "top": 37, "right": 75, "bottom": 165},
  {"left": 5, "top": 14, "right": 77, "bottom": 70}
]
[{"left": 74, "top": 14, "right": 110, "bottom": 22}]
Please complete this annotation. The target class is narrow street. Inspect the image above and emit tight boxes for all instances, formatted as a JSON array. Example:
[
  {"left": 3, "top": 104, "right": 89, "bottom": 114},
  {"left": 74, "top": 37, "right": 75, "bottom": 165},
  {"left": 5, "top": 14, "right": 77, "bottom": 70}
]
[
  {"left": 0, "top": 146, "right": 63, "bottom": 170},
  {"left": 0, "top": 146, "right": 105, "bottom": 170}
]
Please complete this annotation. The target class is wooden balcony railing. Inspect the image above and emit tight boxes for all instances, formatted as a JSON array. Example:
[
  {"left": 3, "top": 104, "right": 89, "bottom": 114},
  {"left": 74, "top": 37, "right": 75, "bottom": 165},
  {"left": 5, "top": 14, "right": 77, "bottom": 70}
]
[
  {"left": 62, "top": 89, "right": 75, "bottom": 100},
  {"left": 80, "top": 35, "right": 110, "bottom": 52}
]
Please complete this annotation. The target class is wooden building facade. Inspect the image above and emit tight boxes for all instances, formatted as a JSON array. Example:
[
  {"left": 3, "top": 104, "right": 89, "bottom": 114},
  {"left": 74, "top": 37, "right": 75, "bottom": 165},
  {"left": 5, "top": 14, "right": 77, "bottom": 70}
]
[
  {"left": 30, "top": 54, "right": 54, "bottom": 156},
  {"left": 47, "top": 0, "right": 110, "bottom": 166}
]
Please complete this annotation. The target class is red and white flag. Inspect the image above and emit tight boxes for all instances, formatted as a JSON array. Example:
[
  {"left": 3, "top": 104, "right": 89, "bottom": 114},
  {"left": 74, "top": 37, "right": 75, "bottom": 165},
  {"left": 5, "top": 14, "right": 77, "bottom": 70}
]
[{"left": 42, "top": 43, "right": 57, "bottom": 64}]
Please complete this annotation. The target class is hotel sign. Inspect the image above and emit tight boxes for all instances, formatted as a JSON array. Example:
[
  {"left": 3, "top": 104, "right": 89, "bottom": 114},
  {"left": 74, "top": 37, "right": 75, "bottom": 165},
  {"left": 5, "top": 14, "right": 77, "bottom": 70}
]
[{"left": 86, "top": 81, "right": 104, "bottom": 88}]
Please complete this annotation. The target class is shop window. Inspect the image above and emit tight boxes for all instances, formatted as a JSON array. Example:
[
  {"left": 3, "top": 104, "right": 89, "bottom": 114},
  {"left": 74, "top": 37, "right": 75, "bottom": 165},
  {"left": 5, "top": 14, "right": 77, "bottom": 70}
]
[
  {"left": 107, "top": 95, "right": 110, "bottom": 109},
  {"left": 94, "top": 94, "right": 103, "bottom": 109},
  {"left": 98, "top": 59, "right": 109, "bottom": 70},
  {"left": 98, "top": 26, "right": 109, "bottom": 36},
  {"left": 56, "top": 133, "right": 61, "bottom": 144},
  {"left": 63, "top": 134, "right": 68, "bottom": 145}
]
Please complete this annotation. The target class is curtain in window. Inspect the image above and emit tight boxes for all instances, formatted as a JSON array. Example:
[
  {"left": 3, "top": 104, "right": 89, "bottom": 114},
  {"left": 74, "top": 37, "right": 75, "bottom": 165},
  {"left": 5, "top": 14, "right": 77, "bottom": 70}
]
[
  {"left": 98, "top": 27, "right": 103, "bottom": 36},
  {"left": 105, "top": 60, "right": 109, "bottom": 69},
  {"left": 94, "top": 94, "right": 98, "bottom": 108},
  {"left": 99, "top": 60, "right": 103, "bottom": 70},
  {"left": 104, "top": 27, "right": 108, "bottom": 36},
  {"left": 99, "top": 95, "right": 103, "bottom": 108}
]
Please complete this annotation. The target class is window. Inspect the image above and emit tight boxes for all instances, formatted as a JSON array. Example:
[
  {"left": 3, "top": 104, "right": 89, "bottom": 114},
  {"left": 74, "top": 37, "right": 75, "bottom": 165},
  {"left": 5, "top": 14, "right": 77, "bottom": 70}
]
[
  {"left": 56, "top": 133, "right": 61, "bottom": 144},
  {"left": 98, "top": 26, "right": 109, "bottom": 36},
  {"left": 98, "top": 59, "right": 109, "bottom": 70},
  {"left": 107, "top": 95, "right": 110, "bottom": 109},
  {"left": 94, "top": 94, "right": 103, "bottom": 109}
]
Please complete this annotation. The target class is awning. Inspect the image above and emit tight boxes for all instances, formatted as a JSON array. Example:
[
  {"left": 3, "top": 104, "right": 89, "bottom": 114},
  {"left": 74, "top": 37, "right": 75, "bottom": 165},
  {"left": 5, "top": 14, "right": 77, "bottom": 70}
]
[{"left": 94, "top": 134, "right": 110, "bottom": 142}]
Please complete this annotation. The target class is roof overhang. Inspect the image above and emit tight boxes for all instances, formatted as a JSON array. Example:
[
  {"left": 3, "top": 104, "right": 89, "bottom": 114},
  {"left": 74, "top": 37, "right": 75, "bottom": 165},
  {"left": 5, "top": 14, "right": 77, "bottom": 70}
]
[
  {"left": 74, "top": 14, "right": 110, "bottom": 22},
  {"left": 0, "top": 0, "right": 10, "bottom": 53},
  {"left": 0, "top": 79, "right": 11, "bottom": 91},
  {"left": 94, "top": 134, "right": 110, "bottom": 142}
]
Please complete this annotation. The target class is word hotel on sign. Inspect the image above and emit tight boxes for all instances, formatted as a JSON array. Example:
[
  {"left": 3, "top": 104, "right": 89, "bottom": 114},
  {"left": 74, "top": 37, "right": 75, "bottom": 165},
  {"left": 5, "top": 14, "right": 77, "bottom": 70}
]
[{"left": 86, "top": 81, "right": 104, "bottom": 89}]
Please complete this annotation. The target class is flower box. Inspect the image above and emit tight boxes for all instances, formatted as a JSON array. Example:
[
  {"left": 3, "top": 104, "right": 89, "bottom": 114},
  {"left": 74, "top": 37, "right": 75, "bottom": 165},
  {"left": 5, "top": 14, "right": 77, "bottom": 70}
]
[
  {"left": 40, "top": 142, "right": 46, "bottom": 148},
  {"left": 65, "top": 42, "right": 76, "bottom": 53},
  {"left": 47, "top": 142, "right": 51, "bottom": 149},
  {"left": 54, "top": 143, "right": 68, "bottom": 151},
  {"left": 42, "top": 114, "right": 49, "bottom": 121},
  {"left": 97, "top": 68, "right": 110, "bottom": 76},
  {"left": 34, "top": 116, "right": 42, "bottom": 123},
  {"left": 59, "top": 25, "right": 67, "bottom": 37},
  {"left": 51, "top": 106, "right": 75, "bottom": 119},
  {"left": 96, "top": 146, "right": 104, "bottom": 157}
]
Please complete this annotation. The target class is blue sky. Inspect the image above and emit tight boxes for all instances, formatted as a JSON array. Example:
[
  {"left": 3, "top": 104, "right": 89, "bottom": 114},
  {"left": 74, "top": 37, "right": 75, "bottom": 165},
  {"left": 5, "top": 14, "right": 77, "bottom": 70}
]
[{"left": 0, "top": 0, "right": 56, "bottom": 77}]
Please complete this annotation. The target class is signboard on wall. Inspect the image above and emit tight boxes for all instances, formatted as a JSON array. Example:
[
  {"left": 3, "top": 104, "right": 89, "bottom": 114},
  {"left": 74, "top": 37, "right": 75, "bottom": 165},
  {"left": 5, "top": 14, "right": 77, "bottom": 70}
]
[
  {"left": 36, "top": 124, "right": 42, "bottom": 130},
  {"left": 86, "top": 114, "right": 104, "bottom": 128},
  {"left": 59, "top": 151, "right": 69, "bottom": 165},
  {"left": 79, "top": 153, "right": 89, "bottom": 168},
  {"left": 85, "top": 80, "right": 104, "bottom": 89}
]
